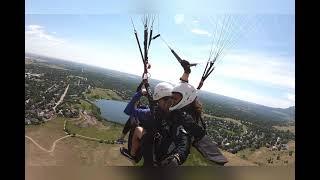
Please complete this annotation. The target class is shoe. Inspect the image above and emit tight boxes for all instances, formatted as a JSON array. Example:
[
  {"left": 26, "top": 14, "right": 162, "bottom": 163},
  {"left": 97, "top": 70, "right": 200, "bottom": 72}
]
[
  {"left": 120, "top": 147, "right": 140, "bottom": 163},
  {"left": 115, "top": 138, "right": 126, "bottom": 144}
]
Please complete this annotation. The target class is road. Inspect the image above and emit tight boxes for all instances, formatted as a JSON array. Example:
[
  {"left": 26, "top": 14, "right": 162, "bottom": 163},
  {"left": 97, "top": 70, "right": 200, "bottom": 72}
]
[{"left": 53, "top": 84, "right": 69, "bottom": 112}]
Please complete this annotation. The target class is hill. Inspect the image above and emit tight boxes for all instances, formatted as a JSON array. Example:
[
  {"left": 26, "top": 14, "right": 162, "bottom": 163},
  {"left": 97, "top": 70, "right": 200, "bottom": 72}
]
[{"left": 198, "top": 91, "right": 295, "bottom": 124}]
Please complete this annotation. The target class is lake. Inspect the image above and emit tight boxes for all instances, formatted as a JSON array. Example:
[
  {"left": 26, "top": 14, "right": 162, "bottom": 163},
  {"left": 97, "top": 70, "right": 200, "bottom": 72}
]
[{"left": 94, "top": 99, "right": 129, "bottom": 125}]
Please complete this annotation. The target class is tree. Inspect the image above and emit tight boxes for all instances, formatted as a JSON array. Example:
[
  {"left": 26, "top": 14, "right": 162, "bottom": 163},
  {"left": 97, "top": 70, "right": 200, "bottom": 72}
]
[
  {"left": 289, "top": 151, "right": 293, "bottom": 156},
  {"left": 241, "top": 154, "right": 247, "bottom": 160}
]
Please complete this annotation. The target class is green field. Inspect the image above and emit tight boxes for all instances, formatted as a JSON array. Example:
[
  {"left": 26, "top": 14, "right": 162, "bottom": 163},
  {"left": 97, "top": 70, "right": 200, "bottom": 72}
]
[
  {"left": 204, "top": 114, "right": 248, "bottom": 134},
  {"left": 273, "top": 125, "right": 295, "bottom": 134},
  {"left": 73, "top": 99, "right": 92, "bottom": 111},
  {"left": 85, "top": 88, "right": 122, "bottom": 101},
  {"left": 66, "top": 119, "right": 123, "bottom": 141},
  {"left": 183, "top": 146, "right": 218, "bottom": 166}
]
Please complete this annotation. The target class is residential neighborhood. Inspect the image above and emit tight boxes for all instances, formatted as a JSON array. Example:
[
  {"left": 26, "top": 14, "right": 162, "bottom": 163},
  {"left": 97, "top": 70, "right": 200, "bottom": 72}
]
[{"left": 25, "top": 57, "right": 295, "bottom": 155}]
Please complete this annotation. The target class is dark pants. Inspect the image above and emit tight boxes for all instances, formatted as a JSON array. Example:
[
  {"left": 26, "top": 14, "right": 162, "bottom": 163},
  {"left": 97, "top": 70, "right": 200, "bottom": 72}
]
[
  {"left": 140, "top": 131, "right": 155, "bottom": 167},
  {"left": 122, "top": 117, "right": 132, "bottom": 135},
  {"left": 193, "top": 135, "right": 228, "bottom": 165}
]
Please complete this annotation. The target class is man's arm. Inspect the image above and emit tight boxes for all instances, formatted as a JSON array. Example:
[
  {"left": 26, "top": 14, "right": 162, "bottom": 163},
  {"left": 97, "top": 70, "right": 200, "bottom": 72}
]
[
  {"left": 123, "top": 91, "right": 143, "bottom": 115},
  {"left": 179, "top": 60, "right": 191, "bottom": 83},
  {"left": 180, "top": 72, "right": 189, "bottom": 83}
]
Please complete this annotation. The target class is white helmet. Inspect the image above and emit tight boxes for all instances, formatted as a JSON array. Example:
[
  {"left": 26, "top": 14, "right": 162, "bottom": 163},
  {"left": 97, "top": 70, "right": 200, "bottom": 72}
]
[
  {"left": 153, "top": 82, "right": 174, "bottom": 101},
  {"left": 169, "top": 82, "right": 197, "bottom": 111}
]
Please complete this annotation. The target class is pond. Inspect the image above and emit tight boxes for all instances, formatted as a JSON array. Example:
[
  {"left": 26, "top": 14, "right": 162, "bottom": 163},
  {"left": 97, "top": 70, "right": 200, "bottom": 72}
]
[{"left": 93, "top": 99, "right": 129, "bottom": 125}]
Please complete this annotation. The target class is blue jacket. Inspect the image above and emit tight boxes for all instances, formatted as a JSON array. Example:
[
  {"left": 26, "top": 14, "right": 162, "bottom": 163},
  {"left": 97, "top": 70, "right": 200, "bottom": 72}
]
[{"left": 123, "top": 91, "right": 152, "bottom": 128}]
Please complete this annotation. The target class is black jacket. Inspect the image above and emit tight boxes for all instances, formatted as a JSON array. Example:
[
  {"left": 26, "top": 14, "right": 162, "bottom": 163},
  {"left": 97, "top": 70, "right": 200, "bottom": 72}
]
[
  {"left": 176, "top": 108, "right": 228, "bottom": 165},
  {"left": 152, "top": 109, "right": 191, "bottom": 165},
  {"left": 175, "top": 109, "right": 206, "bottom": 141},
  {"left": 139, "top": 108, "right": 191, "bottom": 166}
]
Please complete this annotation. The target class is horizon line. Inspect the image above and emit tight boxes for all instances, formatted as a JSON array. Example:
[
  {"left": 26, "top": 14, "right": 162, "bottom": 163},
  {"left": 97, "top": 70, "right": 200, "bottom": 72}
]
[{"left": 25, "top": 51, "right": 294, "bottom": 109}]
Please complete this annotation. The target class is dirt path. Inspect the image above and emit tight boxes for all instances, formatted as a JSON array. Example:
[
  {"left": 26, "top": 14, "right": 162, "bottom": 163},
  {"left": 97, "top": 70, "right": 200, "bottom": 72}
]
[
  {"left": 53, "top": 84, "right": 69, "bottom": 112},
  {"left": 25, "top": 135, "right": 71, "bottom": 153}
]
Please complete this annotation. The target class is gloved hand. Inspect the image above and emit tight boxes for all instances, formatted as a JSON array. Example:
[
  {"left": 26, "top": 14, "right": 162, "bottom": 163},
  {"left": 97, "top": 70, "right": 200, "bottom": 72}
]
[
  {"left": 160, "top": 154, "right": 180, "bottom": 167},
  {"left": 180, "top": 60, "right": 191, "bottom": 74},
  {"left": 141, "top": 86, "right": 147, "bottom": 96}
]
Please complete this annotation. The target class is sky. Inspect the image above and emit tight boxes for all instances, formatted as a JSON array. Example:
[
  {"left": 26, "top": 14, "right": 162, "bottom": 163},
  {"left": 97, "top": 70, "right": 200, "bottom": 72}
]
[{"left": 25, "top": 0, "right": 295, "bottom": 108}]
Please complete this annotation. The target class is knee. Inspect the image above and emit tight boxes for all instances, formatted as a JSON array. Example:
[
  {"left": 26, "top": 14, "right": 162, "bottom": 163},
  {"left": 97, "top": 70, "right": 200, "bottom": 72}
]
[{"left": 134, "top": 126, "right": 144, "bottom": 139}]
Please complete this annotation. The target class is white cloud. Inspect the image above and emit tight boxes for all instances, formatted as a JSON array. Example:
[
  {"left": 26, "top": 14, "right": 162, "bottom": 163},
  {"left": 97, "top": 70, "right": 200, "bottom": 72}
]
[
  {"left": 191, "top": 28, "right": 211, "bottom": 37},
  {"left": 203, "top": 79, "right": 295, "bottom": 108},
  {"left": 25, "top": 25, "right": 65, "bottom": 45},
  {"left": 174, "top": 14, "right": 184, "bottom": 24},
  {"left": 25, "top": 24, "right": 295, "bottom": 109},
  {"left": 146, "top": 51, "right": 294, "bottom": 108},
  {"left": 167, "top": 47, "right": 295, "bottom": 108},
  {"left": 213, "top": 52, "right": 295, "bottom": 90},
  {"left": 27, "top": 25, "right": 43, "bottom": 31},
  {"left": 287, "top": 93, "right": 295, "bottom": 102},
  {"left": 25, "top": 24, "right": 143, "bottom": 76}
]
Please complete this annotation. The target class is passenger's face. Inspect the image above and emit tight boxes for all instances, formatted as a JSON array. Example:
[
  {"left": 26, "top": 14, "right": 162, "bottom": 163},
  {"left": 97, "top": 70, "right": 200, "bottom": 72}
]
[
  {"left": 171, "top": 92, "right": 182, "bottom": 107},
  {"left": 158, "top": 96, "right": 173, "bottom": 112}
]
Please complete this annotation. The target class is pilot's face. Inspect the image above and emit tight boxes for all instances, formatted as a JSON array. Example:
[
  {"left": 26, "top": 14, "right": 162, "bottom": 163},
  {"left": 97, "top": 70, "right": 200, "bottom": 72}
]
[
  {"left": 158, "top": 96, "right": 173, "bottom": 112},
  {"left": 171, "top": 92, "right": 182, "bottom": 107}
]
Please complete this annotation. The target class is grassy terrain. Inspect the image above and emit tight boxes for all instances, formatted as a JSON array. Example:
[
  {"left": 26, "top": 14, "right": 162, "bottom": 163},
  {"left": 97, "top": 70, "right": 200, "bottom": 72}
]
[
  {"left": 26, "top": 114, "right": 294, "bottom": 167},
  {"left": 183, "top": 147, "right": 217, "bottom": 166},
  {"left": 134, "top": 145, "right": 257, "bottom": 166},
  {"left": 41, "top": 63, "right": 68, "bottom": 70},
  {"left": 204, "top": 114, "right": 242, "bottom": 125},
  {"left": 25, "top": 117, "right": 67, "bottom": 149},
  {"left": 73, "top": 99, "right": 92, "bottom": 111},
  {"left": 236, "top": 140, "right": 295, "bottom": 166},
  {"left": 72, "top": 99, "right": 104, "bottom": 121},
  {"left": 85, "top": 88, "right": 122, "bottom": 101},
  {"left": 25, "top": 117, "right": 131, "bottom": 166},
  {"left": 134, "top": 146, "right": 214, "bottom": 166},
  {"left": 66, "top": 118, "right": 123, "bottom": 141},
  {"left": 204, "top": 114, "right": 248, "bottom": 133},
  {"left": 27, "top": 60, "right": 68, "bottom": 70},
  {"left": 273, "top": 125, "right": 295, "bottom": 134},
  {"left": 25, "top": 116, "right": 274, "bottom": 167}
]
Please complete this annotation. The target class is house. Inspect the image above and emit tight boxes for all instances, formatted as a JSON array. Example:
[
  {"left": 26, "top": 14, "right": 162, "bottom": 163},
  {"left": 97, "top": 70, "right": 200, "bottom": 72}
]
[
  {"left": 38, "top": 111, "right": 44, "bottom": 117},
  {"left": 266, "top": 143, "right": 271, "bottom": 148},
  {"left": 44, "top": 113, "right": 51, "bottom": 119},
  {"left": 25, "top": 118, "right": 31, "bottom": 125},
  {"left": 228, "top": 148, "right": 237, "bottom": 154},
  {"left": 30, "top": 118, "right": 40, "bottom": 125},
  {"left": 281, "top": 144, "right": 289, "bottom": 150}
]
